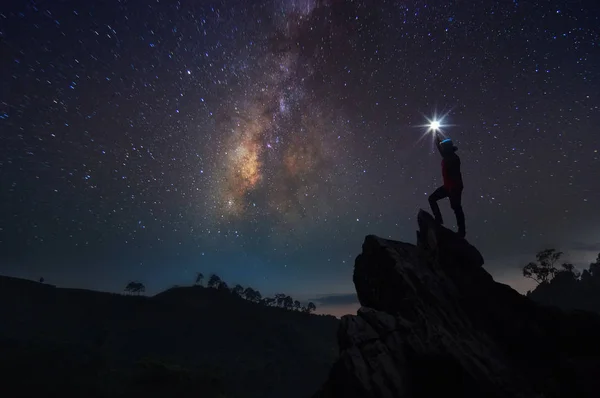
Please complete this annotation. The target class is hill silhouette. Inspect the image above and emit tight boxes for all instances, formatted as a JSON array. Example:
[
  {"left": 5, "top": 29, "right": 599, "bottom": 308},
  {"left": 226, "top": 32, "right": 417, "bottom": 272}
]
[{"left": 0, "top": 275, "right": 338, "bottom": 398}]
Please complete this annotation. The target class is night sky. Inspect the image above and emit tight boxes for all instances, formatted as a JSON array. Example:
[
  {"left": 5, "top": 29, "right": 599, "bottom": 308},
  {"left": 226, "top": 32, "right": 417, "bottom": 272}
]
[{"left": 1, "top": 0, "right": 599, "bottom": 316}]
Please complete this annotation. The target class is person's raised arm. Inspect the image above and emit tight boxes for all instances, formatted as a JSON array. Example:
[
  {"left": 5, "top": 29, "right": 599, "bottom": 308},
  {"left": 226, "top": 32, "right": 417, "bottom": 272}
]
[{"left": 435, "top": 132, "right": 443, "bottom": 156}]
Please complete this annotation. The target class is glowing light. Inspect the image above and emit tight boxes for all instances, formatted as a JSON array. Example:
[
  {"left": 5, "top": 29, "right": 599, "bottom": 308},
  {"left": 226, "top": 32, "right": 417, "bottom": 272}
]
[
  {"left": 413, "top": 110, "right": 456, "bottom": 146},
  {"left": 424, "top": 115, "right": 447, "bottom": 135},
  {"left": 417, "top": 110, "right": 455, "bottom": 137}
]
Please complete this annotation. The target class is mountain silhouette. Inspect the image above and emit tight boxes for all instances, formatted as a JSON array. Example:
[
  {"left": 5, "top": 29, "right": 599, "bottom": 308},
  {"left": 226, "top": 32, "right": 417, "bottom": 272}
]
[{"left": 0, "top": 276, "right": 338, "bottom": 398}]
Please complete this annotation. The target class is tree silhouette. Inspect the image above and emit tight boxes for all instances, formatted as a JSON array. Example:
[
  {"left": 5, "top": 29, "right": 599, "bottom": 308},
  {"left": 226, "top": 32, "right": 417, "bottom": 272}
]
[
  {"left": 283, "top": 295, "right": 294, "bottom": 310},
  {"left": 523, "top": 249, "right": 564, "bottom": 284},
  {"left": 124, "top": 282, "right": 136, "bottom": 294},
  {"left": 232, "top": 284, "right": 244, "bottom": 296},
  {"left": 191, "top": 274, "right": 317, "bottom": 314},
  {"left": 262, "top": 297, "right": 275, "bottom": 306},
  {"left": 590, "top": 253, "right": 600, "bottom": 277},
  {"left": 124, "top": 281, "right": 145, "bottom": 295},
  {"left": 195, "top": 272, "right": 204, "bottom": 286},
  {"left": 243, "top": 287, "right": 262, "bottom": 303},
  {"left": 582, "top": 253, "right": 600, "bottom": 291},
  {"left": 274, "top": 293, "right": 286, "bottom": 307},
  {"left": 560, "top": 262, "right": 580, "bottom": 278},
  {"left": 243, "top": 287, "right": 255, "bottom": 301},
  {"left": 207, "top": 274, "right": 222, "bottom": 289}
]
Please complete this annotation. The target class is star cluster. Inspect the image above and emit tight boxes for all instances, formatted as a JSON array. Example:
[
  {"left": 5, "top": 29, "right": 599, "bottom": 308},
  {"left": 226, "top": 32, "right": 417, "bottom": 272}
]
[{"left": 1, "top": 0, "right": 599, "bottom": 310}]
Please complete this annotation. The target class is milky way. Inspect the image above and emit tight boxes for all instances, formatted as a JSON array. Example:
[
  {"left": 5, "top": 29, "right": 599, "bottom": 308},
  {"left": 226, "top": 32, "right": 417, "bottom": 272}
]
[
  {"left": 205, "top": 0, "right": 354, "bottom": 241},
  {"left": 1, "top": 0, "right": 599, "bottom": 312}
]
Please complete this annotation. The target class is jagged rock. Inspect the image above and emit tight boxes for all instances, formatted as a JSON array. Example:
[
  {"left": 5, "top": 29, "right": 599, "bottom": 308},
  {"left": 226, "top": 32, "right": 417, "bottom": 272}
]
[{"left": 315, "top": 210, "right": 600, "bottom": 398}]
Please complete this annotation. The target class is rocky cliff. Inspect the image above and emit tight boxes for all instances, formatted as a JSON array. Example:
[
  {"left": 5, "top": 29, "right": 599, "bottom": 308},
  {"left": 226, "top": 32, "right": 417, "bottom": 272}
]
[{"left": 314, "top": 210, "right": 600, "bottom": 398}]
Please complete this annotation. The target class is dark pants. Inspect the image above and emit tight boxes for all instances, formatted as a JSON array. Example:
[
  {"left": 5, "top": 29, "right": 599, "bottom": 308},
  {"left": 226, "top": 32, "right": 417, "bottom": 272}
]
[{"left": 428, "top": 186, "right": 466, "bottom": 236}]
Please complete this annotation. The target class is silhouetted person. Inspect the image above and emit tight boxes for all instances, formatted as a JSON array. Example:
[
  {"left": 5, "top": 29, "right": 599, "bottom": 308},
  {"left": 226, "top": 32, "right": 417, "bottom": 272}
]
[{"left": 429, "top": 132, "right": 466, "bottom": 237}]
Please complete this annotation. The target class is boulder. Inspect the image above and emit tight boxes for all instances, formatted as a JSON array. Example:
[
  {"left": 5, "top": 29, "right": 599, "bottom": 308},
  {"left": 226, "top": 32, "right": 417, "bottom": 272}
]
[{"left": 315, "top": 210, "right": 600, "bottom": 398}]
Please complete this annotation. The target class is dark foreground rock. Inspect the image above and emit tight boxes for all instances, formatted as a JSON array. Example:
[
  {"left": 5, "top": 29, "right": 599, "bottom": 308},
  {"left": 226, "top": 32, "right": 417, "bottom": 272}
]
[{"left": 314, "top": 210, "right": 600, "bottom": 398}]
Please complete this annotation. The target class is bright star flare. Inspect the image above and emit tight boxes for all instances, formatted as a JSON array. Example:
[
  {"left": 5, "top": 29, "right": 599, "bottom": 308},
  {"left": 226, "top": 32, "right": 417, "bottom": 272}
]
[
  {"left": 415, "top": 110, "right": 455, "bottom": 144},
  {"left": 422, "top": 113, "right": 449, "bottom": 135}
]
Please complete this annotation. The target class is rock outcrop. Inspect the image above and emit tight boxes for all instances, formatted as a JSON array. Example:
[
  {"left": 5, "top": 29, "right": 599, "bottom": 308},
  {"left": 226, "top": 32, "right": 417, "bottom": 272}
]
[{"left": 314, "top": 210, "right": 600, "bottom": 398}]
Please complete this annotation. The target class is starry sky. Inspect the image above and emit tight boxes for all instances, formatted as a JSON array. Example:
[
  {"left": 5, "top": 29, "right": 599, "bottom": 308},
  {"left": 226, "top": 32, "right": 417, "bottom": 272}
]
[{"left": 1, "top": 0, "right": 599, "bottom": 317}]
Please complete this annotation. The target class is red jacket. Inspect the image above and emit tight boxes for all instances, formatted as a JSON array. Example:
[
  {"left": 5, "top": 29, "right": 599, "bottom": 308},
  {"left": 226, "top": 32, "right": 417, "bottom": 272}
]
[{"left": 441, "top": 154, "right": 463, "bottom": 192}]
